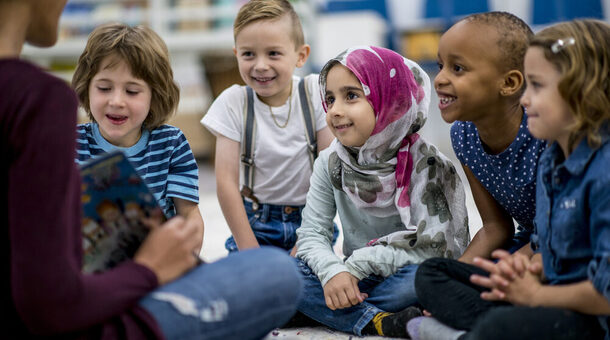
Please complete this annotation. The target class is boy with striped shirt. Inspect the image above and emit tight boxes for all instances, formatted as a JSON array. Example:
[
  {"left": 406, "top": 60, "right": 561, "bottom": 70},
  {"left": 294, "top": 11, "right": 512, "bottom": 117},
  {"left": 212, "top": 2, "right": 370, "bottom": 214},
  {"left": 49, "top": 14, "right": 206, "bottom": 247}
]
[{"left": 73, "top": 23, "right": 203, "bottom": 250}]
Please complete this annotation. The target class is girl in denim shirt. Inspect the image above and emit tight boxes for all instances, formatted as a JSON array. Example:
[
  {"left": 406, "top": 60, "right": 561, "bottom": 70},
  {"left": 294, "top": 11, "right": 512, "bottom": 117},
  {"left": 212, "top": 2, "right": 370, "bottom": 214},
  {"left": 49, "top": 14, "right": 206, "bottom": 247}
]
[{"left": 409, "top": 19, "right": 610, "bottom": 340}]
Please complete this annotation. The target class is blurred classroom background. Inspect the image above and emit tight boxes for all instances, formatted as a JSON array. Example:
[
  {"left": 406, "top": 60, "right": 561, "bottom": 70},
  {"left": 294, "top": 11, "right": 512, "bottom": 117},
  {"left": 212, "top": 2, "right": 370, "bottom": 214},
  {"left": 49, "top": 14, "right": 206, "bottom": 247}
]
[{"left": 22, "top": 0, "right": 610, "bottom": 261}]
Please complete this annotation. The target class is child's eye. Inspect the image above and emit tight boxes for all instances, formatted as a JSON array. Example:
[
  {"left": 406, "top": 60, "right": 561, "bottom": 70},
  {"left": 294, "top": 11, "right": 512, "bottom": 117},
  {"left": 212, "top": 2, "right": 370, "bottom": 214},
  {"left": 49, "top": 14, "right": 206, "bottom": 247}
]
[
  {"left": 126, "top": 90, "right": 140, "bottom": 95},
  {"left": 452, "top": 64, "right": 464, "bottom": 73},
  {"left": 241, "top": 51, "right": 254, "bottom": 58},
  {"left": 96, "top": 86, "right": 111, "bottom": 92},
  {"left": 346, "top": 92, "right": 359, "bottom": 100},
  {"left": 325, "top": 95, "right": 335, "bottom": 106},
  {"left": 437, "top": 62, "right": 443, "bottom": 70},
  {"left": 269, "top": 51, "right": 281, "bottom": 57},
  {"left": 529, "top": 81, "right": 541, "bottom": 89}
]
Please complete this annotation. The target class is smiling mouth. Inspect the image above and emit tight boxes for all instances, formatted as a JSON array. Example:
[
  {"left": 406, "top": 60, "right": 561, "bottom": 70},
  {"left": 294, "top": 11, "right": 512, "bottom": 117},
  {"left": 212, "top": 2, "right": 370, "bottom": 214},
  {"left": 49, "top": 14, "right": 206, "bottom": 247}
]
[
  {"left": 437, "top": 94, "right": 457, "bottom": 110},
  {"left": 106, "top": 114, "right": 128, "bottom": 124},
  {"left": 439, "top": 95, "right": 456, "bottom": 105},
  {"left": 334, "top": 123, "right": 353, "bottom": 130},
  {"left": 253, "top": 76, "right": 275, "bottom": 83}
]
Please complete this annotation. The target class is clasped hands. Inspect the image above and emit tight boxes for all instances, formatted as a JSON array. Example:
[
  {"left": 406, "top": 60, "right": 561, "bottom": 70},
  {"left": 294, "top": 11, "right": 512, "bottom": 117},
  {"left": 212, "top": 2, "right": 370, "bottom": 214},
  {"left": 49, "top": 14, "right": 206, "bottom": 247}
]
[{"left": 470, "top": 249, "right": 544, "bottom": 306}]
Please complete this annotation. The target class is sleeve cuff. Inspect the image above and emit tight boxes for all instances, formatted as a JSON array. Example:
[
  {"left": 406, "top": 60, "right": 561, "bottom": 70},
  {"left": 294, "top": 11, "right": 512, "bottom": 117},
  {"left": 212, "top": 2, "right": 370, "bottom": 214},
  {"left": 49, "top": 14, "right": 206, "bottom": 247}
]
[
  {"left": 588, "top": 256, "right": 610, "bottom": 302},
  {"left": 319, "top": 264, "right": 350, "bottom": 287}
]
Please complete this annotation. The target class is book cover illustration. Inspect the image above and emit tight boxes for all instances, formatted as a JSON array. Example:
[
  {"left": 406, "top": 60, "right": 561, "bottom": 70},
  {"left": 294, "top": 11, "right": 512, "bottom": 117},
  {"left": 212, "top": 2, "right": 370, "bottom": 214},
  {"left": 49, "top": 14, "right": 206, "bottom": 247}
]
[{"left": 80, "top": 151, "right": 165, "bottom": 273}]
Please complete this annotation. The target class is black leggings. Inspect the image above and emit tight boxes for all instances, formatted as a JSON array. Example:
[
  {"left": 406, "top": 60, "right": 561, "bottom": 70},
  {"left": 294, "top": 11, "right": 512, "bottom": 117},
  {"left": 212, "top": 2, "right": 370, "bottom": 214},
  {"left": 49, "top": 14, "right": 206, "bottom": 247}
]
[{"left": 415, "top": 258, "right": 604, "bottom": 340}]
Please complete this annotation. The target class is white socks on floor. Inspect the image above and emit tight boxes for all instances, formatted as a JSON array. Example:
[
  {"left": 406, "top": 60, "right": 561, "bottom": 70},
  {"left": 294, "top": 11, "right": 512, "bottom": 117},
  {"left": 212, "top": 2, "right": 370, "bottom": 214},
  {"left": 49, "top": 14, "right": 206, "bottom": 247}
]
[{"left": 406, "top": 316, "right": 466, "bottom": 340}]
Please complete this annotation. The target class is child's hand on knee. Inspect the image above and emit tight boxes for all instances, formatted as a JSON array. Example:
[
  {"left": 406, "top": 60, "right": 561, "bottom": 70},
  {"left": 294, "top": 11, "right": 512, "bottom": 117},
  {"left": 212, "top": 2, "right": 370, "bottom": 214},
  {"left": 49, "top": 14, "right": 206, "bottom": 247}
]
[{"left": 323, "top": 272, "right": 367, "bottom": 310}]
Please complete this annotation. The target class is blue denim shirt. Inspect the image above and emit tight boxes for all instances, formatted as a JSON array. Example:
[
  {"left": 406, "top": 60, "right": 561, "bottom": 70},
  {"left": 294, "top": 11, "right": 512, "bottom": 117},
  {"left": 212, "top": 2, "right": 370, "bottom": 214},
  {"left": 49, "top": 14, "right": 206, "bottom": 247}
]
[{"left": 531, "top": 133, "right": 610, "bottom": 337}]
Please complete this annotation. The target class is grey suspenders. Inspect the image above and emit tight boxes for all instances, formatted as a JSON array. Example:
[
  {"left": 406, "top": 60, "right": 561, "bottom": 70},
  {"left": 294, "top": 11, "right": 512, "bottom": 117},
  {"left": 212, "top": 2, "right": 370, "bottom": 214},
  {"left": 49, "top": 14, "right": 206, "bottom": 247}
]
[{"left": 240, "top": 78, "right": 317, "bottom": 209}]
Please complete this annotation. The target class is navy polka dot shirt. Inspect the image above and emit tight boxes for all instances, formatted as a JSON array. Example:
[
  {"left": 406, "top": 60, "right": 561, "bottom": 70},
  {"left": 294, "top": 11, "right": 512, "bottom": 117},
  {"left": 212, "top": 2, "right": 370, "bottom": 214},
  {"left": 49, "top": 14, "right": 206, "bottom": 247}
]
[{"left": 451, "top": 112, "right": 546, "bottom": 231}]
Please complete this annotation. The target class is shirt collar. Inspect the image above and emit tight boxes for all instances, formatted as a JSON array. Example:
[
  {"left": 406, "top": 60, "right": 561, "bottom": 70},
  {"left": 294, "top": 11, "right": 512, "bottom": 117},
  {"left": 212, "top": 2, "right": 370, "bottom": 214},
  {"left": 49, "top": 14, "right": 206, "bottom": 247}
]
[
  {"left": 91, "top": 123, "right": 150, "bottom": 157},
  {"left": 545, "top": 129, "right": 610, "bottom": 176}
]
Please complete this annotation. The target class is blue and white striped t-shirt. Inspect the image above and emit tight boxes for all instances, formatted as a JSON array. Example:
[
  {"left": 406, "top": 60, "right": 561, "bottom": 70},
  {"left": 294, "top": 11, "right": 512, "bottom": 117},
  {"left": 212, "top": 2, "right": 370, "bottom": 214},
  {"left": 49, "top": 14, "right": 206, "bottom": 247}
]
[{"left": 76, "top": 123, "right": 199, "bottom": 217}]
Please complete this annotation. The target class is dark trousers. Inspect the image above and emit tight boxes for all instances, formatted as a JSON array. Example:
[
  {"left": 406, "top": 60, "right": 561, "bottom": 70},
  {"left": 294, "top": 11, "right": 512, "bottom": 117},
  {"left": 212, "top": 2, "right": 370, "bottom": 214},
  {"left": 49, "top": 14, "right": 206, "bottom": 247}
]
[{"left": 415, "top": 258, "right": 604, "bottom": 340}]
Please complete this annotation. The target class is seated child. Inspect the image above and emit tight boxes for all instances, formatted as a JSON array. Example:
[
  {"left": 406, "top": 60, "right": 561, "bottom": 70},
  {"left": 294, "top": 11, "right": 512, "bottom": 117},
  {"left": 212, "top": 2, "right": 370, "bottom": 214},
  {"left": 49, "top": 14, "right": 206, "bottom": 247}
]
[
  {"left": 201, "top": 0, "right": 334, "bottom": 254},
  {"left": 409, "top": 19, "right": 610, "bottom": 340},
  {"left": 295, "top": 46, "right": 470, "bottom": 338},
  {"left": 434, "top": 12, "right": 547, "bottom": 263},
  {"left": 72, "top": 23, "right": 204, "bottom": 251}
]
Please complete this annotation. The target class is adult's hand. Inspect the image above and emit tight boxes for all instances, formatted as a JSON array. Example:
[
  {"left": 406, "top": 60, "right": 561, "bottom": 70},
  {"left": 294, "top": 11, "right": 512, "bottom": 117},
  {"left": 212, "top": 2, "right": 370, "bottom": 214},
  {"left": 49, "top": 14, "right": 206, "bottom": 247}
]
[{"left": 134, "top": 216, "right": 200, "bottom": 285}]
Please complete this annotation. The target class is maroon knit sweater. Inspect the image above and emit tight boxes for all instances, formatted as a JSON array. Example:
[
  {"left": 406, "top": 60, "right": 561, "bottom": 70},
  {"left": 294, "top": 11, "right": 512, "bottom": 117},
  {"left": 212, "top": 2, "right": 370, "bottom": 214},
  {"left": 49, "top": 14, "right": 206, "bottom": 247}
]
[{"left": 1, "top": 59, "right": 163, "bottom": 339}]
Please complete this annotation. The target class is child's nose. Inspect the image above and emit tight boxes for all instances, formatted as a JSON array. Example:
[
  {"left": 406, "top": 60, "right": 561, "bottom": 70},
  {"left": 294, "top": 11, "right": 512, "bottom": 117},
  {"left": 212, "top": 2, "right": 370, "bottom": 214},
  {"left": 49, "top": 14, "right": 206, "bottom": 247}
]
[
  {"left": 519, "top": 92, "right": 529, "bottom": 108},
  {"left": 328, "top": 102, "right": 344, "bottom": 117},
  {"left": 109, "top": 91, "right": 125, "bottom": 107},
  {"left": 254, "top": 57, "right": 269, "bottom": 71},
  {"left": 433, "top": 70, "right": 448, "bottom": 89}
]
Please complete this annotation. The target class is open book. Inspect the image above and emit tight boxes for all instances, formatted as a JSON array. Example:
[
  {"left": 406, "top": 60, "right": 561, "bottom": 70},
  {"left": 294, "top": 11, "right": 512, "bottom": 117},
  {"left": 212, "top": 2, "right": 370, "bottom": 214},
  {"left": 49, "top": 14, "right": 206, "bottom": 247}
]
[{"left": 80, "top": 151, "right": 166, "bottom": 273}]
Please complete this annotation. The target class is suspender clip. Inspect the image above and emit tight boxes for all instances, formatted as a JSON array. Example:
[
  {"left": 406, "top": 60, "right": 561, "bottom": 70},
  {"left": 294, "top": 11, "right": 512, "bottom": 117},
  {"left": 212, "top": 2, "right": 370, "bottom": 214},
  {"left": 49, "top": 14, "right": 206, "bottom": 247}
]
[
  {"left": 240, "top": 155, "right": 254, "bottom": 166},
  {"left": 240, "top": 185, "right": 260, "bottom": 211}
]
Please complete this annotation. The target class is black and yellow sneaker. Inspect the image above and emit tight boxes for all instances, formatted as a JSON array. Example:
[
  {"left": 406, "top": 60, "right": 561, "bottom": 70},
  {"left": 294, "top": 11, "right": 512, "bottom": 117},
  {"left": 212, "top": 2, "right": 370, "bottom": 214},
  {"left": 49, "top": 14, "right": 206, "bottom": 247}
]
[{"left": 362, "top": 306, "right": 423, "bottom": 338}]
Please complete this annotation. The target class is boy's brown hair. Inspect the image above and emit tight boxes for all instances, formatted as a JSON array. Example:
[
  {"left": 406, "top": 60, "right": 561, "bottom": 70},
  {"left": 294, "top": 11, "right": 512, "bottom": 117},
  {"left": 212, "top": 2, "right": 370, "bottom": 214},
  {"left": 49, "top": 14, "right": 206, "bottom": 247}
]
[
  {"left": 461, "top": 11, "right": 533, "bottom": 77},
  {"left": 233, "top": 0, "right": 305, "bottom": 49},
  {"left": 72, "top": 23, "right": 179, "bottom": 130},
  {"left": 530, "top": 19, "right": 610, "bottom": 150}
]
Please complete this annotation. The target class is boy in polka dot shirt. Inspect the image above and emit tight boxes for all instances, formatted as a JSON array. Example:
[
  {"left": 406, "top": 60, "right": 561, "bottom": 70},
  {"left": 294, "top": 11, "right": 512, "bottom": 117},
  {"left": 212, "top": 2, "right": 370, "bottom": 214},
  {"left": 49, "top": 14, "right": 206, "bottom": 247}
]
[{"left": 434, "top": 11, "right": 546, "bottom": 263}]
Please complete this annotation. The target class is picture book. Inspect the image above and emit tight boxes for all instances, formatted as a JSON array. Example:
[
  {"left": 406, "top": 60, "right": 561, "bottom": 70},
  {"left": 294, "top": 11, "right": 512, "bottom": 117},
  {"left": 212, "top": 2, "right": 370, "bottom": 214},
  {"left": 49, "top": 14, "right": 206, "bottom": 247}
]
[{"left": 80, "top": 150, "right": 166, "bottom": 273}]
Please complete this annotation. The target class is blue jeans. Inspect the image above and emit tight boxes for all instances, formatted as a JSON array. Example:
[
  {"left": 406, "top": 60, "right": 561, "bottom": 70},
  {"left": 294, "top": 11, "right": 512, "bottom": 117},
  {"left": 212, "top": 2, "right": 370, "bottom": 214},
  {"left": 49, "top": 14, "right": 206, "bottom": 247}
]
[
  {"left": 226, "top": 200, "right": 339, "bottom": 252},
  {"left": 295, "top": 259, "right": 419, "bottom": 336},
  {"left": 139, "top": 247, "right": 302, "bottom": 340}
]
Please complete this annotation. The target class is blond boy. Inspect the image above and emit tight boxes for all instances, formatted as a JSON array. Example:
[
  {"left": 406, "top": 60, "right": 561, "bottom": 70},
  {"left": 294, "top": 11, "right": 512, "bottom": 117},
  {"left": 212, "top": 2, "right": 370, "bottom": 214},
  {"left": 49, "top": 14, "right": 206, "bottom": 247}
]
[{"left": 202, "top": 0, "right": 333, "bottom": 253}]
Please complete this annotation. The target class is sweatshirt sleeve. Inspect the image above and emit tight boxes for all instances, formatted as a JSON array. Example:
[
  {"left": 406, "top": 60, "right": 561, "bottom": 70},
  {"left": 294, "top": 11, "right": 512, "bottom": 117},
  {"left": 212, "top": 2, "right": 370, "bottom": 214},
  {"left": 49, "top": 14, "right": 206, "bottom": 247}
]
[
  {"left": 344, "top": 244, "right": 428, "bottom": 279},
  {"left": 9, "top": 75, "right": 158, "bottom": 335},
  {"left": 296, "top": 151, "right": 349, "bottom": 287}
]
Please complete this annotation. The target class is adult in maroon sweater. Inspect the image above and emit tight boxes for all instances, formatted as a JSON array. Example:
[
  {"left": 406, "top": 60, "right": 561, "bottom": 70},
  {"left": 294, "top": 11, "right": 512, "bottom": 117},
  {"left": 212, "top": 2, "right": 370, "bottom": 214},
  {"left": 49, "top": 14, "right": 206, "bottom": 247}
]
[{"left": 1, "top": 1, "right": 301, "bottom": 339}]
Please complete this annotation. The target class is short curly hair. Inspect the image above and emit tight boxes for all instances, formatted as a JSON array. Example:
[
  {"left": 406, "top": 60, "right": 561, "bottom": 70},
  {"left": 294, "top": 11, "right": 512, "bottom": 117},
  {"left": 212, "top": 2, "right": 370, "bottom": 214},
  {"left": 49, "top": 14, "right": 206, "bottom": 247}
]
[
  {"left": 461, "top": 11, "right": 533, "bottom": 74},
  {"left": 72, "top": 23, "right": 179, "bottom": 130},
  {"left": 529, "top": 19, "right": 610, "bottom": 151}
]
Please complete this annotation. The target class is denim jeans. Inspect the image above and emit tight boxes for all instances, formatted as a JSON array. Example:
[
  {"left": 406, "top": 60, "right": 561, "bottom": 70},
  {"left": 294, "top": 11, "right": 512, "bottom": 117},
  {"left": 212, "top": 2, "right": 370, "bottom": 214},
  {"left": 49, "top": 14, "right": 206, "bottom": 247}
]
[
  {"left": 415, "top": 258, "right": 604, "bottom": 340},
  {"left": 226, "top": 200, "right": 339, "bottom": 252},
  {"left": 139, "top": 247, "right": 302, "bottom": 340},
  {"left": 295, "top": 259, "right": 419, "bottom": 336}
]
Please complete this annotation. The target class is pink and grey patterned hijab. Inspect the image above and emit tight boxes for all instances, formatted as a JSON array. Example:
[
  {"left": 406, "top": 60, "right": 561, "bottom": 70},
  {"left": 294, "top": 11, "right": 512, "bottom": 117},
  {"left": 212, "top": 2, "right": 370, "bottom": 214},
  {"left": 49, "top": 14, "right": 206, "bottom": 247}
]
[{"left": 320, "top": 46, "right": 468, "bottom": 258}]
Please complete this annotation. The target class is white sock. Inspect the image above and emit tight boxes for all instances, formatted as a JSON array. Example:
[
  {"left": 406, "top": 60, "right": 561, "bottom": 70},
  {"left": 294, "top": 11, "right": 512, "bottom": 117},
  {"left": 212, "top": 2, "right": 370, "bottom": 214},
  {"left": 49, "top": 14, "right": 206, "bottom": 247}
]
[{"left": 407, "top": 316, "right": 466, "bottom": 340}]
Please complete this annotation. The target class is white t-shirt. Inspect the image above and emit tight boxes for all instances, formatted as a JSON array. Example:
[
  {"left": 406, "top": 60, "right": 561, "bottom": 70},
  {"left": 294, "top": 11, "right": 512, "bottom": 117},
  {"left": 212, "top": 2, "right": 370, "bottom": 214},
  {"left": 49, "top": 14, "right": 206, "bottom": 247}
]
[{"left": 201, "top": 74, "right": 327, "bottom": 205}]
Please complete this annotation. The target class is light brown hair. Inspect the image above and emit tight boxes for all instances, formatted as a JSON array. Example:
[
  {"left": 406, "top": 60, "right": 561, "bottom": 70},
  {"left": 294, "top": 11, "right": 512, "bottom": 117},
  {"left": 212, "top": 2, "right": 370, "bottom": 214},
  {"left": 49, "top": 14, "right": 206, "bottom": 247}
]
[
  {"left": 530, "top": 19, "right": 610, "bottom": 150},
  {"left": 72, "top": 22, "right": 179, "bottom": 129},
  {"left": 233, "top": 0, "right": 305, "bottom": 49}
]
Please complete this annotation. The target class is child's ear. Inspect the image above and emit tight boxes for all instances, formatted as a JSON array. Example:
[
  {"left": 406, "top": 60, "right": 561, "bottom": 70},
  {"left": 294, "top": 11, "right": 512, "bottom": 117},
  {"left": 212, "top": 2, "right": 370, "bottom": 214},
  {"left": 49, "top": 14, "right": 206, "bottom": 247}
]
[
  {"left": 232, "top": 47, "right": 237, "bottom": 57},
  {"left": 500, "top": 70, "right": 524, "bottom": 97},
  {"left": 295, "top": 44, "right": 311, "bottom": 68}
]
